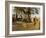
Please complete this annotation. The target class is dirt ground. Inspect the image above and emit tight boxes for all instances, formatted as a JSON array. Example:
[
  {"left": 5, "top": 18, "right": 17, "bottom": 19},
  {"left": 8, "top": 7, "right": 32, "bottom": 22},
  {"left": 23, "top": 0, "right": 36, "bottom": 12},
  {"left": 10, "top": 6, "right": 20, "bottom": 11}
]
[{"left": 12, "top": 21, "right": 40, "bottom": 31}]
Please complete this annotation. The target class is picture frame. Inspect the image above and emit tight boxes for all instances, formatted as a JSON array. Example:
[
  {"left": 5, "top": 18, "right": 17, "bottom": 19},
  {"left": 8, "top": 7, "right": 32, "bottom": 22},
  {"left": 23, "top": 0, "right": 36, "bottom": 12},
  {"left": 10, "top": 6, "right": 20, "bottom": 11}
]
[{"left": 5, "top": 1, "right": 45, "bottom": 37}]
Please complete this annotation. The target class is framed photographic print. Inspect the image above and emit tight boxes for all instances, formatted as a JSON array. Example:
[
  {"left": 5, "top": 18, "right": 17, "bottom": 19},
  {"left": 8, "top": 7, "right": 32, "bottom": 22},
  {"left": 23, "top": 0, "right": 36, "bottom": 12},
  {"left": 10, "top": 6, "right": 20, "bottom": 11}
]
[{"left": 5, "top": 1, "right": 45, "bottom": 37}]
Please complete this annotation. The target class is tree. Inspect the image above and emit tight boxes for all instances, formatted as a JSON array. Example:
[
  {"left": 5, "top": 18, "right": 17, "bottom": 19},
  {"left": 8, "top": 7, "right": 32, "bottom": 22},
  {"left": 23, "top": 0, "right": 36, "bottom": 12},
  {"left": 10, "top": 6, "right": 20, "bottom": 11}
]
[
  {"left": 31, "top": 8, "right": 39, "bottom": 14},
  {"left": 22, "top": 8, "right": 32, "bottom": 22},
  {"left": 26, "top": 8, "right": 31, "bottom": 22},
  {"left": 14, "top": 7, "right": 25, "bottom": 21},
  {"left": 14, "top": 7, "right": 32, "bottom": 22}
]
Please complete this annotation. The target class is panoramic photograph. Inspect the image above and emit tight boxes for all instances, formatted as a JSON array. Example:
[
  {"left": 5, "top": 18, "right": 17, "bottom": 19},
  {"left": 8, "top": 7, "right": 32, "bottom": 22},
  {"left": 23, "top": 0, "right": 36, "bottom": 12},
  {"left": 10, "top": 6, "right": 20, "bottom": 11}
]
[{"left": 12, "top": 7, "right": 40, "bottom": 31}]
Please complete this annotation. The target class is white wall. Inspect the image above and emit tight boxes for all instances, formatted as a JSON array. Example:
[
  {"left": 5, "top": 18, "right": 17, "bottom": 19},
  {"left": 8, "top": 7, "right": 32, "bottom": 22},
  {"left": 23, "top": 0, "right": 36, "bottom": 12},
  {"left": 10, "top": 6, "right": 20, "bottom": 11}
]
[{"left": 0, "top": 0, "right": 46, "bottom": 38}]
